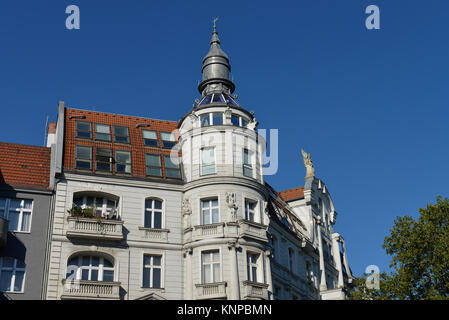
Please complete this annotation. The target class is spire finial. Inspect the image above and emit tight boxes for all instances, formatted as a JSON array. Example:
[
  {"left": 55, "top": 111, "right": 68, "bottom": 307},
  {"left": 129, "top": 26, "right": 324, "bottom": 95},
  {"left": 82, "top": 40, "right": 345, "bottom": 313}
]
[{"left": 213, "top": 17, "right": 219, "bottom": 30}]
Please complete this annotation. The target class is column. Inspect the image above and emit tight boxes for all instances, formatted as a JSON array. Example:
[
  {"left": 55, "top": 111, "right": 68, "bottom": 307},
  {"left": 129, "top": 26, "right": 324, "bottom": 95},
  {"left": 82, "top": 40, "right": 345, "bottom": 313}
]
[
  {"left": 315, "top": 216, "right": 327, "bottom": 291},
  {"left": 228, "top": 241, "right": 240, "bottom": 300},
  {"left": 264, "top": 250, "right": 273, "bottom": 300},
  {"left": 340, "top": 236, "right": 353, "bottom": 282},
  {"left": 184, "top": 248, "right": 193, "bottom": 299},
  {"left": 331, "top": 233, "right": 344, "bottom": 288}
]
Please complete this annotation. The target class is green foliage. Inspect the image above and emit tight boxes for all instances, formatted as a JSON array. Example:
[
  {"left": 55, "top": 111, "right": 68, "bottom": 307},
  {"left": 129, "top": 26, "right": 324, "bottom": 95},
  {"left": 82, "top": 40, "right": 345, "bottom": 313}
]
[
  {"left": 67, "top": 206, "right": 95, "bottom": 218},
  {"left": 352, "top": 196, "right": 449, "bottom": 300}
]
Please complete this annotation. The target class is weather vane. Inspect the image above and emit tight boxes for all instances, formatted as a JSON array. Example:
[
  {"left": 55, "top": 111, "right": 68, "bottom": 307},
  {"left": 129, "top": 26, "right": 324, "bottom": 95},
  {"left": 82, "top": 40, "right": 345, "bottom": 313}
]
[{"left": 213, "top": 17, "right": 219, "bottom": 29}]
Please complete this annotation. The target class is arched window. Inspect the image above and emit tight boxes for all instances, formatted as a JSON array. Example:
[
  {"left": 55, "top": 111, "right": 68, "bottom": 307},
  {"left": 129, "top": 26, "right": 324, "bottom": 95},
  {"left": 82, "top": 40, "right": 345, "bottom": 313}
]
[
  {"left": 72, "top": 193, "right": 119, "bottom": 220},
  {"left": 0, "top": 257, "right": 26, "bottom": 293},
  {"left": 144, "top": 199, "right": 163, "bottom": 229},
  {"left": 66, "top": 255, "right": 114, "bottom": 282}
]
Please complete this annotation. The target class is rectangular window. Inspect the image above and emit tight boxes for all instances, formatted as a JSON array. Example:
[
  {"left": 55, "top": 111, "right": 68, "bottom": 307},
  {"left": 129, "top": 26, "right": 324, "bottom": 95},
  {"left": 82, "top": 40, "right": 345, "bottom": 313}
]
[
  {"left": 201, "top": 147, "right": 216, "bottom": 175},
  {"left": 200, "top": 114, "right": 211, "bottom": 127},
  {"left": 115, "top": 150, "right": 132, "bottom": 174},
  {"left": 288, "top": 248, "right": 294, "bottom": 273},
  {"left": 160, "top": 132, "right": 176, "bottom": 149},
  {"left": 243, "top": 149, "right": 254, "bottom": 178},
  {"left": 247, "top": 253, "right": 259, "bottom": 282},
  {"left": 0, "top": 258, "right": 26, "bottom": 293},
  {"left": 201, "top": 199, "right": 219, "bottom": 225},
  {"left": 145, "top": 154, "right": 162, "bottom": 177},
  {"left": 164, "top": 155, "right": 181, "bottom": 179},
  {"left": 114, "top": 126, "right": 130, "bottom": 143},
  {"left": 142, "top": 255, "right": 162, "bottom": 288},
  {"left": 0, "top": 198, "right": 33, "bottom": 233},
  {"left": 76, "top": 121, "right": 92, "bottom": 138},
  {"left": 245, "top": 200, "right": 257, "bottom": 222},
  {"left": 75, "top": 145, "right": 92, "bottom": 169},
  {"left": 142, "top": 130, "right": 159, "bottom": 147},
  {"left": 95, "top": 147, "right": 112, "bottom": 172},
  {"left": 212, "top": 112, "right": 223, "bottom": 125},
  {"left": 201, "top": 251, "right": 220, "bottom": 284},
  {"left": 95, "top": 124, "right": 111, "bottom": 141},
  {"left": 144, "top": 199, "right": 163, "bottom": 229}
]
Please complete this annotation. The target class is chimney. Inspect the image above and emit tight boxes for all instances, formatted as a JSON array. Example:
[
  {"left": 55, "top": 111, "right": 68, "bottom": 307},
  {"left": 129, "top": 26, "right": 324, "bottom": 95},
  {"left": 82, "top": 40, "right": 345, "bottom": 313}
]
[{"left": 46, "top": 122, "right": 57, "bottom": 147}]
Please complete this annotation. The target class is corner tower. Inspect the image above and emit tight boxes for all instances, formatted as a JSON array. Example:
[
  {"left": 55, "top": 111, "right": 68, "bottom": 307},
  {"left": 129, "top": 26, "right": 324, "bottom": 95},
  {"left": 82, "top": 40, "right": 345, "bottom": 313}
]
[{"left": 179, "top": 23, "right": 271, "bottom": 300}]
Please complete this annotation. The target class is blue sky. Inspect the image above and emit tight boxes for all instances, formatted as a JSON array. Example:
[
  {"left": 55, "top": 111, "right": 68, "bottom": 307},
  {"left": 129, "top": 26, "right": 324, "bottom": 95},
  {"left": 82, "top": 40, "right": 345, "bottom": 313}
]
[{"left": 1, "top": 0, "right": 448, "bottom": 277}]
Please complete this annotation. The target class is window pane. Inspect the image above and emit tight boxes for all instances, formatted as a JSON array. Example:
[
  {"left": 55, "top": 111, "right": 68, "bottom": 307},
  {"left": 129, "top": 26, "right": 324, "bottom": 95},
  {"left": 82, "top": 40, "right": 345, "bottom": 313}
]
[
  {"left": 96, "top": 133, "right": 111, "bottom": 141},
  {"left": 202, "top": 210, "right": 210, "bottom": 224},
  {"left": 7, "top": 211, "right": 19, "bottom": 231},
  {"left": 0, "top": 271, "right": 12, "bottom": 292},
  {"left": 142, "top": 268, "right": 150, "bottom": 287},
  {"left": 81, "top": 269, "right": 89, "bottom": 281},
  {"left": 213, "top": 264, "right": 220, "bottom": 282},
  {"left": 243, "top": 150, "right": 251, "bottom": 165},
  {"left": 116, "top": 151, "right": 131, "bottom": 163},
  {"left": 77, "top": 121, "right": 91, "bottom": 131},
  {"left": 200, "top": 114, "right": 210, "bottom": 127},
  {"left": 114, "top": 126, "right": 129, "bottom": 136},
  {"left": 146, "top": 154, "right": 161, "bottom": 167},
  {"left": 76, "top": 146, "right": 91, "bottom": 159},
  {"left": 152, "top": 269, "right": 161, "bottom": 288},
  {"left": 164, "top": 156, "right": 179, "bottom": 169},
  {"left": 103, "top": 270, "right": 114, "bottom": 282},
  {"left": 152, "top": 256, "right": 162, "bottom": 266},
  {"left": 14, "top": 271, "right": 24, "bottom": 291},
  {"left": 91, "top": 257, "right": 99, "bottom": 267},
  {"left": 21, "top": 212, "right": 31, "bottom": 232},
  {"left": 243, "top": 167, "right": 253, "bottom": 178},
  {"left": 142, "top": 130, "right": 157, "bottom": 139},
  {"left": 166, "top": 169, "right": 181, "bottom": 179},
  {"left": 76, "top": 160, "right": 91, "bottom": 169},
  {"left": 202, "top": 148, "right": 215, "bottom": 164},
  {"left": 160, "top": 132, "right": 175, "bottom": 142},
  {"left": 212, "top": 113, "right": 223, "bottom": 125},
  {"left": 154, "top": 200, "right": 162, "bottom": 210},
  {"left": 203, "top": 264, "right": 211, "bottom": 283},
  {"left": 212, "top": 209, "right": 219, "bottom": 224},
  {"left": 103, "top": 259, "right": 113, "bottom": 268},
  {"left": 95, "top": 124, "right": 110, "bottom": 134},
  {"left": 144, "top": 211, "right": 152, "bottom": 228},
  {"left": 147, "top": 167, "right": 162, "bottom": 177},
  {"left": 231, "top": 115, "right": 240, "bottom": 126},
  {"left": 2, "top": 257, "right": 14, "bottom": 268},
  {"left": 82, "top": 257, "right": 90, "bottom": 266},
  {"left": 90, "top": 269, "right": 98, "bottom": 281},
  {"left": 211, "top": 199, "right": 218, "bottom": 207},
  {"left": 154, "top": 212, "right": 162, "bottom": 229}
]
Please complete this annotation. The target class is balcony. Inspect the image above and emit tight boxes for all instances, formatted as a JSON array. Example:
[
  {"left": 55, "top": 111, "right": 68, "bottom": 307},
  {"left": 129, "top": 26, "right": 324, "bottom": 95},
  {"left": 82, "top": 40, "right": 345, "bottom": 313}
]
[
  {"left": 238, "top": 220, "right": 267, "bottom": 241},
  {"left": 242, "top": 281, "right": 269, "bottom": 300},
  {"left": 66, "top": 217, "right": 124, "bottom": 241},
  {"left": 195, "top": 282, "right": 227, "bottom": 300},
  {"left": 193, "top": 223, "right": 225, "bottom": 241},
  {"left": 138, "top": 227, "right": 169, "bottom": 243},
  {"left": 0, "top": 218, "right": 8, "bottom": 248},
  {"left": 61, "top": 279, "right": 121, "bottom": 300}
]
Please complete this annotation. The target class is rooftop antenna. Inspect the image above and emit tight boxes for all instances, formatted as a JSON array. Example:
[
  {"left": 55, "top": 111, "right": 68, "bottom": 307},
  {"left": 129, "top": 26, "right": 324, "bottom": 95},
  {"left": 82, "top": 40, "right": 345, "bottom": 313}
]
[{"left": 43, "top": 115, "right": 49, "bottom": 147}]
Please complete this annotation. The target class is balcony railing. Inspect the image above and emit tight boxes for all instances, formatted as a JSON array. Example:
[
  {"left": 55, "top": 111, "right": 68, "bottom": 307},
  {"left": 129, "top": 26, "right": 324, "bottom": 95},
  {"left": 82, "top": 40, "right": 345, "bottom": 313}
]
[
  {"left": 61, "top": 279, "right": 121, "bottom": 300},
  {"left": 193, "top": 223, "right": 225, "bottom": 240},
  {"left": 195, "top": 282, "right": 227, "bottom": 300},
  {"left": 138, "top": 227, "right": 169, "bottom": 242},
  {"left": 238, "top": 220, "right": 267, "bottom": 241},
  {"left": 66, "top": 217, "right": 124, "bottom": 241},
  {"left": 242, "top": 281, "right": 269, "bottom": 300},
  {"left": 0, "top": 218, "right": 8, "bottom": 248}
]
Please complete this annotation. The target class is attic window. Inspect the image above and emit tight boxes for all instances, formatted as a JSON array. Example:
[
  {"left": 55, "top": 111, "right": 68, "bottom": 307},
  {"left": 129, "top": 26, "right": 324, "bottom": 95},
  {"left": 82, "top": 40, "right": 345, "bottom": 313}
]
[{"left": 76, "top": 121, "right": 91, "bottom": 139}]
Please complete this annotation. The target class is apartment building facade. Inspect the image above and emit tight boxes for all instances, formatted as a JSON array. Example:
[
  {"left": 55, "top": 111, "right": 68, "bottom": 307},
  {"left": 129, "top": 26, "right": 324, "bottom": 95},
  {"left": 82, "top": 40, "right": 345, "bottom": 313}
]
[{"left": 42, "top": 25, "right": 354, "bottom": 300}]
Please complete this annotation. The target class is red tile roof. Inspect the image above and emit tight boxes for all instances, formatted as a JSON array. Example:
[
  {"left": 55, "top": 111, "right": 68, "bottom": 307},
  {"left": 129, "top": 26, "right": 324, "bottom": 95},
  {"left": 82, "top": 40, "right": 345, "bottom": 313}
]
[
  {"left": 278, "top": 187, "right": 305, "bottom": 201},
  {"left": 0, "top": 142, "right": 51, "bottom": 190},
  {"left": 63, "top": 108, "right": 180, "bottom": 179}
]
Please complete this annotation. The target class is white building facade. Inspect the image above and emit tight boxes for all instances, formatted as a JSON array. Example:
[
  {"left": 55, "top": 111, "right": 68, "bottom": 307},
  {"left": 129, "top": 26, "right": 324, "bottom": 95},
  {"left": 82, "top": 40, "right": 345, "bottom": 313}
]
[{"left": 44, "top": 26, "right": 353, "bottom": 300}]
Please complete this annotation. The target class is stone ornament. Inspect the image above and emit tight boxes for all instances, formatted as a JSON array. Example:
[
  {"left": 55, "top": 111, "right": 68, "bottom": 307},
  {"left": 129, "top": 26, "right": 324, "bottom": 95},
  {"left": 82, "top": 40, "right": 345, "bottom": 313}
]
[
  {"left": 225, "top": 192, "right": 238, "bottom": 222},
  {"left": 301, "top": 149, "right": 315, "bottom": 179},
  {"left": 182, "top": 198, "right": 192, "bottom": 229}
]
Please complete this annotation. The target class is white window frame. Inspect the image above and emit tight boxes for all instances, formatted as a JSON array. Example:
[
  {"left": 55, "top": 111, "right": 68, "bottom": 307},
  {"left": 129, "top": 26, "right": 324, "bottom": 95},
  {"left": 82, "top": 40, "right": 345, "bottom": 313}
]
[
  {"left": 244, "top": 199, "right": 258, "bottom": 223},
  {"left": 200, "top": 147, "right": 216, "bottom": 176},
  {"left": 247, "top": 252, "right": 260, "bottom": 282},
  {"left": 200, "top": 198, "right": 219, "bottom": 225},
  {"left": 0, "top": 198, "right": 33, "bottom": 233},
  {"left": 72, "top": 195, "right": 119, "bottom": 219},
  {"left": 160, "top": 132, "right": 177, "bottom": 149},
  {"left": 198, "top": 112, "right": 225, "bottom": 127},
  {"left": 144, "top": 198, "right": 164, "bottom": 229},
  {"left": 94, "top": 123, "right": 111, "bottom": 142},
  {"left": 142, "top": 254, "right": 163, "bottom": 289},
  {"left": 67, "top": 255, "right": 115, "bottom": 282},
  {"left": 115, "top": 150, "right": 132, "bottom": 174},
  {"left": 0, "top": 257, "right": 26, "bottom": 293},
  {"left": 201, "top": 250, "right": 221, "bottom": 284},
  {"left": 243, "top": 149, "right": 254, "bottom": 178}
]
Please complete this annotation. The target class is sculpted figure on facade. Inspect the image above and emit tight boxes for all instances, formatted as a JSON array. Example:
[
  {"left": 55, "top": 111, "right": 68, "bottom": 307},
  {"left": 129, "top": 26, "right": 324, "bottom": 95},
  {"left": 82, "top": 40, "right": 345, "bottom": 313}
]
[
  {"left": 182, "top": 198, "right": 192, "bottom": 229},
  {"left": 247, "top": 118, "right": 258, "bottom": 130},
  {"left": 225, "top": 192, "right": 238, "bottom": 222},
  {"left": 301, "top": 149, "right": 315, "bottom": 179}
]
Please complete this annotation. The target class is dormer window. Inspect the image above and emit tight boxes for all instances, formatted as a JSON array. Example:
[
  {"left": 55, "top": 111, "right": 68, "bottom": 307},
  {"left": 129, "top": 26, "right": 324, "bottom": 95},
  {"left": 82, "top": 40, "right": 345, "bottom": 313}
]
[{"left": 76, "top": 121, "right": 91, "bottom": 139}]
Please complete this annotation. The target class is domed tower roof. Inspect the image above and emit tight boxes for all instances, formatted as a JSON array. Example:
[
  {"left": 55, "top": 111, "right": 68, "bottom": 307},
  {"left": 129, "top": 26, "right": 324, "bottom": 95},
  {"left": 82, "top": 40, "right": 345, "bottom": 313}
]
[{"left": 198, "top": 20, "right": 235, "bottom": 96}]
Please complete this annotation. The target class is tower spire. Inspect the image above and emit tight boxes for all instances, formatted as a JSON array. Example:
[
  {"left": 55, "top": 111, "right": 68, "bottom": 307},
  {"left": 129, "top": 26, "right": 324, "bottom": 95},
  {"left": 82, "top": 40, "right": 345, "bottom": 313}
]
[{"left": 198, "top": 20, "right": 235, "bottom": 96}]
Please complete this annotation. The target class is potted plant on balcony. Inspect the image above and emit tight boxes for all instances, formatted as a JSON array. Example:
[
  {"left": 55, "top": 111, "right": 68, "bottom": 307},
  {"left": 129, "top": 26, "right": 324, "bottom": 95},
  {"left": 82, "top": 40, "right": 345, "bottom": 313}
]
[{"left": 67, "top": 206, "right": 95, "bottom": 218}]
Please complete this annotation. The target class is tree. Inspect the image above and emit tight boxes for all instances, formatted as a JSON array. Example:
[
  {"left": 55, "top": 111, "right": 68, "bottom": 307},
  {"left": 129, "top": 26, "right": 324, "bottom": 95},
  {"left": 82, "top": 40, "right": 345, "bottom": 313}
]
[{"left": 352, "top": 196, "right": 449, "bottom": 300}]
